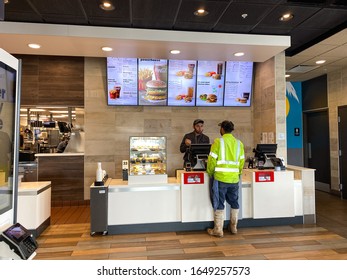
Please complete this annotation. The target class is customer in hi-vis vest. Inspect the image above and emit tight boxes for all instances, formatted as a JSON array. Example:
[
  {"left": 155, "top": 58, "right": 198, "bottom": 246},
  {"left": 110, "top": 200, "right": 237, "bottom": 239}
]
[{"left": 206, "top": 120, "right": 245, "bottom": 237}]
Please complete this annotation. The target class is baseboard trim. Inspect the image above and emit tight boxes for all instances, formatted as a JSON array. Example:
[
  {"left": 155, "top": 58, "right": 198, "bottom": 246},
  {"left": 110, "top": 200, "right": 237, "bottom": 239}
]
[
  {"left": 106, "top": 216, "right": 304, "bottom": 235},
  {"left": 28, "top": 217, "right": 51, "bottom": 238}
]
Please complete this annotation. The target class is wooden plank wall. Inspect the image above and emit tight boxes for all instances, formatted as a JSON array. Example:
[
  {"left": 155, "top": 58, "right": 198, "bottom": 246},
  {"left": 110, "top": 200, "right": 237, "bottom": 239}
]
[
  {"left": 38, "top": 156, "right": 85, "bottom": 206},
  {"left": 15, "top": 54, "right": 84, "bottom": 106}
]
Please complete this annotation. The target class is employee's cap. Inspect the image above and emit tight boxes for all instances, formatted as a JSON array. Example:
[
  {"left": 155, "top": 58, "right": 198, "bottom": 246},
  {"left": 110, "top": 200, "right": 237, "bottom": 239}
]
[
  {"left": 193, "top": 119, "right": 204, "bottom": 126},
  {"left": 218, "top": 120, "right": 234, "bottom": 131}
]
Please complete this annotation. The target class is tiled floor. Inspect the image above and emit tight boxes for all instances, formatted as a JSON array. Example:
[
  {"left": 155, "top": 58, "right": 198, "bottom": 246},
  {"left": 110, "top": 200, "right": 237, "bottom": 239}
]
[{"left": 34, "top": 190, "right": 347, "bottom": 260}]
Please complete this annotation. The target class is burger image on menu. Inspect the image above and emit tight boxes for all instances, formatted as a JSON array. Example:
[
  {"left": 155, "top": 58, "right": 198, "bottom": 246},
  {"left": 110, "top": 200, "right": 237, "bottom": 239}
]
[{"left": 145, "top": 80, "right": 167, "bottom": 101}]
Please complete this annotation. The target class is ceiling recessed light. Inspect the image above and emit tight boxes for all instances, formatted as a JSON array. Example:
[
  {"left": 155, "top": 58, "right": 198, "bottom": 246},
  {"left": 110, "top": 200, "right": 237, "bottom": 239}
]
[
  {"left": 170, "top": 50, "right": 180, "bottom": 54},
  {"left": 99, "top": 1, "right": 115, "bottom": 11},
  {"left": 280, "top": 13, "right": 293, "bottom": 21},
  {"left": 101, "top": 46, "right": 113, "bottom": 52},
  {"left": 316, "top": 60, "right": 326, "bottom": 64},
  {"left": 194, "top": 9, "right": 209, "bottom": 16},
  {"left": 30, "top": 109, "right": 46, "bottom": 112},
  {"left": 234, "top": 52, "right": 245, "bottom": 57},
  {"left": 28, "top": 43, "right": 41, "bottom": 49}
]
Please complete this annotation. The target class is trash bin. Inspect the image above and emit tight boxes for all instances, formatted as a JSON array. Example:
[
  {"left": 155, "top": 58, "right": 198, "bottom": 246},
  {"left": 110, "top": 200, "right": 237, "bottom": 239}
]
[{"left": 90, "top": 185, "right": 108, "bottom": 235}]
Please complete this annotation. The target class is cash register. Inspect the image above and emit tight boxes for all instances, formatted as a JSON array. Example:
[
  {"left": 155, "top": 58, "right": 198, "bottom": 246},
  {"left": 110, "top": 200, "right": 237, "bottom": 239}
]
[
  {"left": 253, "top": 143, "right": 285, "bottom": 170},
  {"left": 187, "top": 143, "right": 211, "bottom": 171}
]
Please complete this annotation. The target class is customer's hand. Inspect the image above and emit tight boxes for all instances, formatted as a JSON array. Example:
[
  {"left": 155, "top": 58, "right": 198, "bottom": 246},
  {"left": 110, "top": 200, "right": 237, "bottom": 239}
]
[{"left": 185, "top": 139, "right": 191, "bottom": 146}]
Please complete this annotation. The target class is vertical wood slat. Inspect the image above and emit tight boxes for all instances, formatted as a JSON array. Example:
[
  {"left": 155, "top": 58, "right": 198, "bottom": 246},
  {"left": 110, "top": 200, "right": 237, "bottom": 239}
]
[
  {"left": 15, "top": 54, "right": 84, "bottom": 106},
  {"left": 38, "top": 155, "right": 84, "bottom": 203}
]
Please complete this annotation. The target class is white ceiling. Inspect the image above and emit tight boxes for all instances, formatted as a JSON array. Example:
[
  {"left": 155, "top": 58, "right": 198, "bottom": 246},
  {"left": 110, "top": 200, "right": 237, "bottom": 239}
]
[
  {"left": 0, "top": 22, "right": 290, "bottom": 62},
  {"left": 0, "top": 22, "right": 346, "bottom": 82},
  {"left": 285, "top": 28, "right": 347, "bottom": 81}
]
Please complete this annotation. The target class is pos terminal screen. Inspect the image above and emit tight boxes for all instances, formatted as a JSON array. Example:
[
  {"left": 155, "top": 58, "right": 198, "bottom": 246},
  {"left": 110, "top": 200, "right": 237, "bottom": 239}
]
[{"left": 3, "top": 223, "right": 28, "bottom": 243}]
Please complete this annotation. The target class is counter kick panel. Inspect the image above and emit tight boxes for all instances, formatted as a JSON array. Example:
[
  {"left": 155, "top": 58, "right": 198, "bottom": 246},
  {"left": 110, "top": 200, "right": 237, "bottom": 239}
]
[{"left": 252, "top": 170, "right": 295, "bottom": 219}]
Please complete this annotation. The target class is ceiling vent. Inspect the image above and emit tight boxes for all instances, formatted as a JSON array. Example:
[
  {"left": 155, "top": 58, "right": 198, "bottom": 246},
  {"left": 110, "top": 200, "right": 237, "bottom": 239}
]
[{"left": 287, "top": 65, "right": 320, "bottom": 73}]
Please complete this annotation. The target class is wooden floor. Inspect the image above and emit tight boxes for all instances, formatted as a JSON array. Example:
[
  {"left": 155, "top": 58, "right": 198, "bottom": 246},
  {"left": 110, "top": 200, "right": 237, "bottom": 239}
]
[{"left": 34, "top": 190, "right": 347, "bottom": 260}]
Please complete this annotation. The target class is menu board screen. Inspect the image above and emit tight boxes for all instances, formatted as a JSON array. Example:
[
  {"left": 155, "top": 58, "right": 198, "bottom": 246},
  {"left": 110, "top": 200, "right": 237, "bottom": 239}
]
[
  {"left": 224, "top": 61, "right": 253, "bottom": 107},
  {"left": 196, "top": 61, "right": 225, "bottom": 106},
  {"left": 107, "top": 57, "right": 138, "bottom": 106},
  {"left": 167, "top": 60, "right": 197, "bottom": 106},
  {"left": 138, "top": 58, "right": 168, "bottom": 106}
]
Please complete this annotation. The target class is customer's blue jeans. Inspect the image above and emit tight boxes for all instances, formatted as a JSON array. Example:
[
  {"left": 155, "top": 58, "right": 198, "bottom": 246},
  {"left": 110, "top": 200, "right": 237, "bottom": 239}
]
[{"left": 216, "top": 181, "right": 239, "bottom": 210}]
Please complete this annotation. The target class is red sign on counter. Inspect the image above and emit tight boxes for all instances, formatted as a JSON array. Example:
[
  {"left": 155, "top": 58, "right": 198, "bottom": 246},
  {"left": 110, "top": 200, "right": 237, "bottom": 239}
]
[
  {"left": 255, "top": 170, "right": 274, "bottom": 182},
  {"left": 183, "top": 172, "right": 205, "bottom": 184}
]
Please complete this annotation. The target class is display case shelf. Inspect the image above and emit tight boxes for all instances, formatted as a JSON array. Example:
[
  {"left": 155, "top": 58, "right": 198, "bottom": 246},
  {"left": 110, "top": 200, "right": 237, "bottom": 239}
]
[{"left": 129, "top": 136, "right": 166, "bottom": 176}]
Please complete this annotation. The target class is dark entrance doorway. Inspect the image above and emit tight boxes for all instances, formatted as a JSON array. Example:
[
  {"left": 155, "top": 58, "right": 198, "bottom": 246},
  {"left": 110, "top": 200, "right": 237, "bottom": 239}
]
[
  {"left": 338, "top": 106, "right": 347, "bottom": 199},
  {"left": 304, "top": 110, "right": 330, "bottom": 192}
]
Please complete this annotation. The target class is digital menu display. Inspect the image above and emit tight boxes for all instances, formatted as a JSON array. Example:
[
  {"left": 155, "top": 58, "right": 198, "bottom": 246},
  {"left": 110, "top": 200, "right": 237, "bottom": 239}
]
[
  {"left": 107, "top": 57, "right": 138, "bottom": 106},
  {"left": 167, "top": 60, "right": 197, "bottom": 106},
  {"left": 196, "top": 61, "right": 225, "bottom": 106},
  {"left": 224, "top": 61, "right": 253, "bottom": 107},
  {"left": 138, "top": 58, "right": 168, "bottom": 106}
]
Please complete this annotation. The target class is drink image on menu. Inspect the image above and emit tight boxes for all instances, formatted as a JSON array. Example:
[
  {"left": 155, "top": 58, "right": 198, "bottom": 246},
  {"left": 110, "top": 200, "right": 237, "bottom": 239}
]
[
  {"left": 138, "top": 59, "right": 168, "bottom": 106},
  {"left": 167, "top": 60, "right": 197, "bottom": 106},
  {"left": 196, "top": 60, "right": 225, "bottom": 106},
  {"left": 106, "top": 57, "right": 138, "bottom": 106}
]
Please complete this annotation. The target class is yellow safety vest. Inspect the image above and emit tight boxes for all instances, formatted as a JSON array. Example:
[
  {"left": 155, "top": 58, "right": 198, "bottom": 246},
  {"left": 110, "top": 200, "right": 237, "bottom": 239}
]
[{"left": 207, "top": 134, "right": 245, "bottom": 183}]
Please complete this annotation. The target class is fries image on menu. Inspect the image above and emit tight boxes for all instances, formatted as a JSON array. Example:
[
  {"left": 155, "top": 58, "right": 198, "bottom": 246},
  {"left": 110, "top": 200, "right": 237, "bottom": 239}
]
[{"left": 138, "top": 68, "right": 153, "bottom": 90}]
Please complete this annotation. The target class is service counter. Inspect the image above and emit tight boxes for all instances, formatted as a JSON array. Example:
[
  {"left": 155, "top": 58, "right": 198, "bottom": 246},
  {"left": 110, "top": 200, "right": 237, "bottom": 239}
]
[
  {"left": 98, "top": 167, "right": 315, "bottom": 235},
  {"left": 17, "top": 181, "right": 51, "bottom": 237}
]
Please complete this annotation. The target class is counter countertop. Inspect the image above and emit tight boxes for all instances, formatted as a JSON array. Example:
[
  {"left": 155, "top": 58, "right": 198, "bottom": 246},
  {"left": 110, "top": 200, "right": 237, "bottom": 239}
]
[
  {"left": 287, "top": 165, "right": 316, "bottom": 171},
  {"left": 19, "top": 181, "right": 51, "bottom": 195},
  {"left": 35, "top": 153, "right": 84, "bottom": 157}
]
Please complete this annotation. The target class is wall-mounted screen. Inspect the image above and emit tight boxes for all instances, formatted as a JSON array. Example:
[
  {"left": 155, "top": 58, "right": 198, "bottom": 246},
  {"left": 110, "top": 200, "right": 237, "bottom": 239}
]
[
  {"left": 167, "top": 60, "right": 197, "bottom": 106},
  {"left": 138, "top": 59, "right": 168, "bottom": 106},
  {"left": 224, "top": 61, "right": 253, "bottom": 107},
  {"left": 196, "top": 61, "right": 225, "bottom": 106},
  {"left": 107, "top": 57, "right": 138, "bottom": 106}
]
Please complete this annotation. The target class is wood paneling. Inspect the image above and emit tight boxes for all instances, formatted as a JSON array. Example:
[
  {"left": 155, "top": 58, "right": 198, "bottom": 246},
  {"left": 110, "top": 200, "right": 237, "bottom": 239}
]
[
  {"left": 15, "top": 54, "right": 84, "bottom": 106},
  {"left": 38, "top": 155, "right": 84, "bottom": 204}
]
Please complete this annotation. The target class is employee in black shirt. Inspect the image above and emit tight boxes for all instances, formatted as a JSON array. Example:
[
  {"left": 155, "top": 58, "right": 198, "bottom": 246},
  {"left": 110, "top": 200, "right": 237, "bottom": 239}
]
[{"left": 180, "top": 119, "right": 210, "bottom": 168}]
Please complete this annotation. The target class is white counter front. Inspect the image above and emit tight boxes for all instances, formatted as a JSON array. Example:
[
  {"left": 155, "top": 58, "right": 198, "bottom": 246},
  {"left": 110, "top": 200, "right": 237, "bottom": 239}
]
[
  {"left": 108, "top": 178, "right": 180, "bottom": 225},
  {"left": 17, "top": 181, "right": 51, "bottom": 237},
  {"left": 99, "top": 167, "right": 314, "bottom": 235}
]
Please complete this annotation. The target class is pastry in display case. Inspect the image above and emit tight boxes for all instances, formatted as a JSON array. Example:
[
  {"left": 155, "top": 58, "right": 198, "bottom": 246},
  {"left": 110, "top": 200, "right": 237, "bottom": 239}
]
[{"left": 129, "top": 136, "right": 166, "bottom": 176}]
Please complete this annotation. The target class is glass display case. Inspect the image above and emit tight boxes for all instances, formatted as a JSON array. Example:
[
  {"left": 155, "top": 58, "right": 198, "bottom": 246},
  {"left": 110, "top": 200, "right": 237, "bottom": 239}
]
[{"left": 129, "top": 136, "right": 166, "bottom": 176}]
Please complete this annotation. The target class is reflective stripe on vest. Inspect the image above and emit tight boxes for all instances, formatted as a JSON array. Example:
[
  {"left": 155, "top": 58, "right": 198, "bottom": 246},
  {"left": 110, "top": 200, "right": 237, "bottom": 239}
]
[
  {"left": 216, "top": 137, "right": 240, "bottom": 169},
  {"left": 215, "top": 167, "right": 240, "bottom": 172},
  {"left": 209, "top": 151, "right": 218, "bottom": 159}
]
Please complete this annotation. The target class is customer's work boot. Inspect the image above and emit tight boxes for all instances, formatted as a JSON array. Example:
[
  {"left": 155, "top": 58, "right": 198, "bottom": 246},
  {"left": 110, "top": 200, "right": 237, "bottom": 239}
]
[
  {"left": 207, "top": 210, "right": 224, "bottom": 238},
  {"left": 229, "top": 208, "right": 239, "bottom": 234}
]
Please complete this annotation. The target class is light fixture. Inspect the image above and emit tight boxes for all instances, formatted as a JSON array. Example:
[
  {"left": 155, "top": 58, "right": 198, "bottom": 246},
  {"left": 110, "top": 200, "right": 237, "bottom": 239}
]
[
  {"left": 30, "top": 108, "right": 46, "bottom": 112},
  {"left": 101, "top": 46, "right": 113, "bottom": 52},
  {"left": 49, "top": 110, "right": 75, "bottom": 113},
  {"left": 280, "top": 13, "right": 294, "bottom": 21},
  {"left": 194, "top": 9, "right": 209, "bottom": 16},
  {"left": 285, "top": 74, "right": 291, "bottom": 78},
  {"left": 99, "top": 1, "right": 115, "bottom": 11},
  {"left": 28, "top": 43, "right": 41, "bottom": 49},
  {"left": 316, "top": 60, "right": 326, "bottom": 64},
  {"left": 170, "top": 50, "right": 180, "bottom": 54},
  {"left": 234, "top": 52, "right": 245, "bottom": 57}
]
